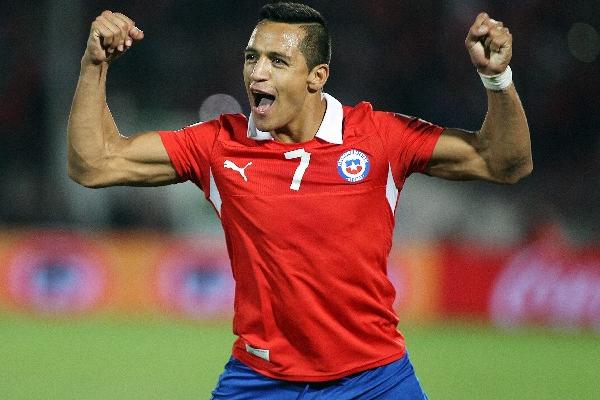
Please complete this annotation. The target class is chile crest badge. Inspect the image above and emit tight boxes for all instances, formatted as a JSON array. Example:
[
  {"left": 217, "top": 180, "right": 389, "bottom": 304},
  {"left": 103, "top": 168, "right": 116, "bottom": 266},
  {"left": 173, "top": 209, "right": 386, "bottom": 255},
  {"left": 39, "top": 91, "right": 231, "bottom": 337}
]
[{"left": 337, "top": 149, "right": 370, "bottom": 183}]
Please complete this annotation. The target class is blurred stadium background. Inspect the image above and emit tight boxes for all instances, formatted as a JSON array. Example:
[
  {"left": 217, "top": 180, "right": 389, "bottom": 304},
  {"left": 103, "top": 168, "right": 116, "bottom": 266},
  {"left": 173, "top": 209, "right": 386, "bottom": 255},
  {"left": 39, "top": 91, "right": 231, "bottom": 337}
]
[{"left": 1, "top": 0, "right": 599, "bottom": 399}]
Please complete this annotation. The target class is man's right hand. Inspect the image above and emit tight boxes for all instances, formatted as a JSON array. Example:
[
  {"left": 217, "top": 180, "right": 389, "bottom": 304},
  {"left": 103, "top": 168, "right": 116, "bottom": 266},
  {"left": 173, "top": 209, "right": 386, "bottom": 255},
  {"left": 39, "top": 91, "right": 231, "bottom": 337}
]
[{"left": 83, "top": 11, "right": 144, "bottom": 65}]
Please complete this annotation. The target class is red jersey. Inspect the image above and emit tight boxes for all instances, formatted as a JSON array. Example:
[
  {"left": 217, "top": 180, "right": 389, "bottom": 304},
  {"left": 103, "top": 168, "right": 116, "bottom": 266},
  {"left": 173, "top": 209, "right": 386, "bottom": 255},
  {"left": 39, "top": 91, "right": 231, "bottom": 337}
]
[{"left": 159, "top": 94, "right": 443, "bottom": 382}]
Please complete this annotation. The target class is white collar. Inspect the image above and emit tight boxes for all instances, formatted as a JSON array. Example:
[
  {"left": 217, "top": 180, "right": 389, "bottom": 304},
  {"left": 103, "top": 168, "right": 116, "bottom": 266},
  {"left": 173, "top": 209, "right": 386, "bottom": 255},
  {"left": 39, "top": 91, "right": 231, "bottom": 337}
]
[{"left": 247, "top": 92, "right": 343, "bottom": 144}]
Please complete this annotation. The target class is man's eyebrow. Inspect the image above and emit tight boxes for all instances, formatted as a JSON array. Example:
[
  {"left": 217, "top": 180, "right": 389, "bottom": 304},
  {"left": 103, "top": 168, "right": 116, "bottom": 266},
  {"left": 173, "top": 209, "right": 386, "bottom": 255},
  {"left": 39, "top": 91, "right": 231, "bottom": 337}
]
[
  {"left": 267, "top": 51, "right": 291, "bottom": 61},
  {"left": 244, "top": 48, "right": 291, "bottom": 61}
]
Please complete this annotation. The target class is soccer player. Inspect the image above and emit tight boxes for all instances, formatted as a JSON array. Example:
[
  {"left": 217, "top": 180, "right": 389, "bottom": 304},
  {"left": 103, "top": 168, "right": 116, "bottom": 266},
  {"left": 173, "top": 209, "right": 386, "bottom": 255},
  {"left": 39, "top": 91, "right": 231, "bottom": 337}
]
[{"left": 68, "top": 2, "right": 532, "bottom": 399}]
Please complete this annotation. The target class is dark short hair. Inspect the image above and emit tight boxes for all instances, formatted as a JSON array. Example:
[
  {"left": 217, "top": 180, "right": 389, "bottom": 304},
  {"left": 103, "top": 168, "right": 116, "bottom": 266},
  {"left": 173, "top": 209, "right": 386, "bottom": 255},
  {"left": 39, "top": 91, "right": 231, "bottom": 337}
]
[{"left": 258, "top": 2, "right": 331, "bottom": 70}]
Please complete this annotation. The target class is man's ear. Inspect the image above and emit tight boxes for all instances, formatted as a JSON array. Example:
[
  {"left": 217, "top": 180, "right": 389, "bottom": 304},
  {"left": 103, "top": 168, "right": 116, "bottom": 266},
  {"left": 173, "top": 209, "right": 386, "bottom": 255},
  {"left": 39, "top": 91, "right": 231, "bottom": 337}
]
[{"left": 307, "top": 64, "right": 329, "bottom": 92}]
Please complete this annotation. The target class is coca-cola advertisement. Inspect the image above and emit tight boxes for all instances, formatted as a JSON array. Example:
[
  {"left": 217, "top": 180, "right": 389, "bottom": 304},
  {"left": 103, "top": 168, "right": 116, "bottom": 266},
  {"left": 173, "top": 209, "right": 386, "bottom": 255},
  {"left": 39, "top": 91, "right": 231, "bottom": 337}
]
[{"left": 440, "top": 223, "right": 600, "bottom": 331}]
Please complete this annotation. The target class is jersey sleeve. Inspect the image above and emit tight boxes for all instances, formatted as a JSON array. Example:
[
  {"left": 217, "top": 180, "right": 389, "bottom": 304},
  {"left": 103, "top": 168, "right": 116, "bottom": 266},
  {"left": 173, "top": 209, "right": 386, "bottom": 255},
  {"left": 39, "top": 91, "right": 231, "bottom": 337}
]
[
  {"left": 158, "top": 119, "right": 220, "bottom": 193},
  {"left": 377, "top": 112, "right": 444, "bottom": 183}
]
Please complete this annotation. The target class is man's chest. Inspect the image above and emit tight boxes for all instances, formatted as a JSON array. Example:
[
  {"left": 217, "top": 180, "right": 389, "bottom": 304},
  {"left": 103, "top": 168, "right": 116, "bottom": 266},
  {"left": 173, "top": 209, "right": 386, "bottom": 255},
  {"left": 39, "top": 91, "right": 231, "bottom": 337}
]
[{"left": 210, "top": 138, "right": 389, "bottom": 196}]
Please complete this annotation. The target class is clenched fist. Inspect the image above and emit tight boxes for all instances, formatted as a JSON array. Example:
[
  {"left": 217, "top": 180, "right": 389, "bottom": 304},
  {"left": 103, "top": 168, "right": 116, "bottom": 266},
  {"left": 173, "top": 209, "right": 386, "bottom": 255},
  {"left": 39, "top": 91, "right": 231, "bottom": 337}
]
[
  {"left": 83, "top": 10, "right": 144, "bottom": 65},
  {"left": 466, "top": 12, "right": 512, "bottom": 75}
]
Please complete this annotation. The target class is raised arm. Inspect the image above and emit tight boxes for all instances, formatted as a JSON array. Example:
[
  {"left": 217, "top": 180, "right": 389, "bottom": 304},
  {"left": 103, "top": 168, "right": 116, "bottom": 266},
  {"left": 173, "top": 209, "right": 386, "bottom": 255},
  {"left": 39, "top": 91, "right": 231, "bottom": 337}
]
[
  {"left": 426, "top": 12, "right": 533, "bottom": 184},
  {"left": 68, "top": 11, "right": 178, "bottom": 188}
]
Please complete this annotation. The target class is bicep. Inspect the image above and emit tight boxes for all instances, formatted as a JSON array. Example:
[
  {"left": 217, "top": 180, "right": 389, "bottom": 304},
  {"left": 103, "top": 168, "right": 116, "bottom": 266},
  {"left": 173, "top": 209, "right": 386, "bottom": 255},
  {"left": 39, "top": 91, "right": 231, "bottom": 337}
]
[
  {"left": 100, "top": 131, "right": 179, "bottom": 187},
  {"left": 426, "top": 128, "right": 496, "bottom": 182}
]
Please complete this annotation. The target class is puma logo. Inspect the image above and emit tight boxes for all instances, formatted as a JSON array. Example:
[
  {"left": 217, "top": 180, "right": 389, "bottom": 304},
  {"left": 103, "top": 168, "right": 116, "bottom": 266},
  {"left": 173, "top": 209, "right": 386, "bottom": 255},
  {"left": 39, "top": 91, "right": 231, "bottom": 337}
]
[{"left": 224, "top": 160, "right": 253, "bottom": 182}]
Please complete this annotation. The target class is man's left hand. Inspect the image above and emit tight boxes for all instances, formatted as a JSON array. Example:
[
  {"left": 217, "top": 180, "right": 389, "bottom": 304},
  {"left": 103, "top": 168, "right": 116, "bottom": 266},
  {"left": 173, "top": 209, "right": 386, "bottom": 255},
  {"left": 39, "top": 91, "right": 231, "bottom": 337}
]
[{"left": 465, "top": 12, "right": 512, "bottom": 75}]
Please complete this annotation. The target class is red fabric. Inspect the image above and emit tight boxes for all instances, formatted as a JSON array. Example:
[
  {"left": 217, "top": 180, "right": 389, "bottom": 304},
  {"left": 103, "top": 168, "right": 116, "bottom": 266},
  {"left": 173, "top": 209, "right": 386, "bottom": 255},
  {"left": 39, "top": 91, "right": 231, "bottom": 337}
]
[
  {"left": 159, "top": 102, "right": 443, "bottom": 381},
  {"left": 377, "top": 111, "right": 446, "bottom": 188}
]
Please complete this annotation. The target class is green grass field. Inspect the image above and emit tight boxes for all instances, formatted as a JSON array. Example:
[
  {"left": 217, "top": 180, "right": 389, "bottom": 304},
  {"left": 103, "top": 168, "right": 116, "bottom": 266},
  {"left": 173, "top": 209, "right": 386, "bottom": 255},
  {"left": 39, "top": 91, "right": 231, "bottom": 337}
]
[{"left": 1, "top": 313, "right": 599, "bottom": 399}]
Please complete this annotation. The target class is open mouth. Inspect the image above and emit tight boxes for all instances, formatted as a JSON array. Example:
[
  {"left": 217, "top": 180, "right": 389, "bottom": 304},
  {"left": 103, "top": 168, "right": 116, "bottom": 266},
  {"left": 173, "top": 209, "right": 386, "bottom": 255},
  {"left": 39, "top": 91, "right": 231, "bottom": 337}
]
[{"left": 252, "top": 91, "right": 276, "bottom": 114}]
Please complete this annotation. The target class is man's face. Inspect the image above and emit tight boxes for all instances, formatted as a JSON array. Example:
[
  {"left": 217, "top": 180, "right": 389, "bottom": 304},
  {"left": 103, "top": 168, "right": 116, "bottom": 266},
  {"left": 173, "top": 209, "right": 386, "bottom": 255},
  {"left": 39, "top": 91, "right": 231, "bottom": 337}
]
[{"left": 243, "top": 21, "right": 312, "bottom": 133}]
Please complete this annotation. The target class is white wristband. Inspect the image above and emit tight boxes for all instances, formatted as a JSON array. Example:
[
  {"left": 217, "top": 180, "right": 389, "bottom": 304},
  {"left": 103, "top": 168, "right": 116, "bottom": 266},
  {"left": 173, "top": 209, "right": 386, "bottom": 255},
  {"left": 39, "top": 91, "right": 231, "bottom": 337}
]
[{"left": 478, "top": 66, "right": 513, "bottom": 91}]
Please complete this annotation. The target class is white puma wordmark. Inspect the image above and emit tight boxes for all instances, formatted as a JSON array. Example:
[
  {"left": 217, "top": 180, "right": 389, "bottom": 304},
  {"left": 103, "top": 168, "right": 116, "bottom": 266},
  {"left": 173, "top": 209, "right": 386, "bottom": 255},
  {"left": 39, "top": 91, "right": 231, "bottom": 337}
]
[{"left": 224, "top": 160, "right": 253, "bottom": 182}]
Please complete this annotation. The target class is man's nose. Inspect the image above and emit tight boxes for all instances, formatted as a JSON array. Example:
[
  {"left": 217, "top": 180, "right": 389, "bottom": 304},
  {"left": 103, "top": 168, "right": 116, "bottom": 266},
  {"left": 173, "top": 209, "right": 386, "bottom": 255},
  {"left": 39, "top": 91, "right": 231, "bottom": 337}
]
[{"left": 250, "top": 57, "right": 270, "bottom": 81}]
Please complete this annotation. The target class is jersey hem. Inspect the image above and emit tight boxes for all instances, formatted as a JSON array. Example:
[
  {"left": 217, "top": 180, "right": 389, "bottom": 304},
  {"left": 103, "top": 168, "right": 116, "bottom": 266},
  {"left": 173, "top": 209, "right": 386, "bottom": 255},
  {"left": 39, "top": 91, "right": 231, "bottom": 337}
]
[{"left": 231, "top": 348, "right": 407, "bottom": 382}]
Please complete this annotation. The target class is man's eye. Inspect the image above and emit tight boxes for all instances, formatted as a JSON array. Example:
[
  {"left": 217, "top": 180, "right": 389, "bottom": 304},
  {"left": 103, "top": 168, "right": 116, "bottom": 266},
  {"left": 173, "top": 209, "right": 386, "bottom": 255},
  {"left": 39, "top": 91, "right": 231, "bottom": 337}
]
[
  {"left": 273, "top": 58, "right": 286, "bottom": 65},
  {"left": 245, "top": 54, "right": 256, "bottom": 62}
]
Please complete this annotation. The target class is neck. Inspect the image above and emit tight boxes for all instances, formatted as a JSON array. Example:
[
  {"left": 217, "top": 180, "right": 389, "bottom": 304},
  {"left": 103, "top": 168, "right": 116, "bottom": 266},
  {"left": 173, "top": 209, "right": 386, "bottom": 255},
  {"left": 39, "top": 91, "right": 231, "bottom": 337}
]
[{"left": 272, "top": 94, "right": 327, "bottom": 143}]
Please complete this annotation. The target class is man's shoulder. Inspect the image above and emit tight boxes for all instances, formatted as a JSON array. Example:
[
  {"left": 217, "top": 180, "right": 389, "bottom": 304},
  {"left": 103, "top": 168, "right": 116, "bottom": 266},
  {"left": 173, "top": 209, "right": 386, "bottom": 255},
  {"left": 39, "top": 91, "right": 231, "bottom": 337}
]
[
  {"left": 342, "top": 101, "right": 399, "bottom": 125},
  {"left": 341, "top": 102, "right": 423, "bottom": 132},
  {"left": 183, "top": 113, "right": 247, "bottom": 134},
  {"left": 218, "top": 113, "right": 248, "bottom": 129},
  {"left": 186, "top": 113, "right": 250, "bottom": 144},
  {"left": 342, "top": 101, "right": 374, "bottom": 119},
  {"left": 341, "top": 101, "right": 392, "bottom": 138},
  {"left": 214, "top": 113, "right": 269, "bottom": 148}
]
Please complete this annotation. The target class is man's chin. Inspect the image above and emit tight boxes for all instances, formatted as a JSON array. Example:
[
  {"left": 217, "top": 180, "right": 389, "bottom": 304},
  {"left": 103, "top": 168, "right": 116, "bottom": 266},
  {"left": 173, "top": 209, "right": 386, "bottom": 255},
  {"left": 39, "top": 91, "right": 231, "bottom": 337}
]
[{"left": 252, "top": 115, "right": 275, "bottom": 132}]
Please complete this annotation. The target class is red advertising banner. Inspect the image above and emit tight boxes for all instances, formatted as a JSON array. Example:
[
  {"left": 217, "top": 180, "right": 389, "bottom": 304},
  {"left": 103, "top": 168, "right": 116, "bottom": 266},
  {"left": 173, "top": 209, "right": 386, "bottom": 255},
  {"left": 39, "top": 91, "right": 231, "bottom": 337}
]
[
  {"left": 439, "top": 225, "right": 600, "bottom": 331},
  {"left": 2, "top": 227, "right": 599, "bottom": 332},
  {"left": 438, "top": 242, "right": 508, "bottom": 317}
]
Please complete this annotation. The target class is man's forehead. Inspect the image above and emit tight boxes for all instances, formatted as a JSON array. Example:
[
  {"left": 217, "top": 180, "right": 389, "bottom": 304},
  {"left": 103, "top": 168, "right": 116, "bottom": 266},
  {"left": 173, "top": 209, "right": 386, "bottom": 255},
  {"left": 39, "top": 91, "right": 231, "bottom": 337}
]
[{"left": 247, "top": 21, "right": 305, "bottom": 54}]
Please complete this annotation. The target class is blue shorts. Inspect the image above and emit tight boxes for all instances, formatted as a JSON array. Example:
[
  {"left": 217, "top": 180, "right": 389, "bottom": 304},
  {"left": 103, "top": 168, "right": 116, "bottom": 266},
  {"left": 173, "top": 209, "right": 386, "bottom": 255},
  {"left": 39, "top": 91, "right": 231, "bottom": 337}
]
[{"left": 210, "top": 354, "right": 428, "bottom": 400}]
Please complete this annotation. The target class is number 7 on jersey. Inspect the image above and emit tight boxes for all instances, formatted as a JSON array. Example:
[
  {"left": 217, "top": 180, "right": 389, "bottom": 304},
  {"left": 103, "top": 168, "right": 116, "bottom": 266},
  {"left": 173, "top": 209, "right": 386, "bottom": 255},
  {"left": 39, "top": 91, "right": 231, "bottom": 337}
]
[{"left": 284, "top": 149, "right": 311, "bottom": 191}]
